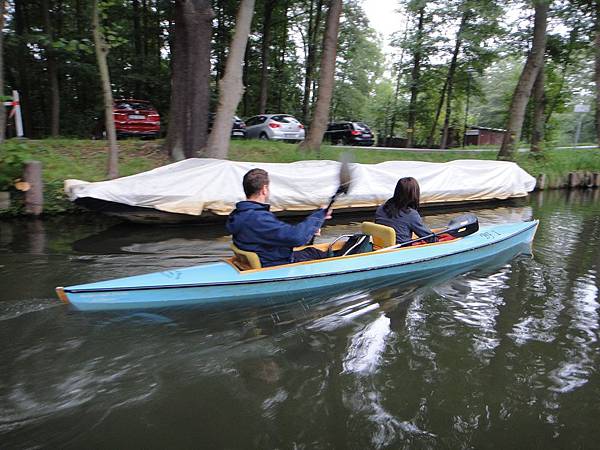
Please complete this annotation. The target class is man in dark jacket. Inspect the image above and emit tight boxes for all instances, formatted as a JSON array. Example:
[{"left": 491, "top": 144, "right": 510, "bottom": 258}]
[{"left": 226, "top": 168, "right": 329, "bottom": 267}]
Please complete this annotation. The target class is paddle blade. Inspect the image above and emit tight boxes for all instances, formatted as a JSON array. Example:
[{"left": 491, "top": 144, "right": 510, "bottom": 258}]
[
  {"left": 446, "top": 214, "right": 479, "bottom": 237},
  {"left": 337, "top": 152, "right": 352, "bottom": 195}
]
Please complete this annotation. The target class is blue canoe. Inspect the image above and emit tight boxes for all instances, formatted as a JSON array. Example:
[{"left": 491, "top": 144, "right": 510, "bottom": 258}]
[{"left": 56, "top": 220, "right": 539, "bottom": 311}]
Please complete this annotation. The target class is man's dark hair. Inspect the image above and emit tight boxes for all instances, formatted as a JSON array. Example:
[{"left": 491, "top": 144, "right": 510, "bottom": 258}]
[{"left": 243, "top": 168, "right": 269, "bottom": 198}]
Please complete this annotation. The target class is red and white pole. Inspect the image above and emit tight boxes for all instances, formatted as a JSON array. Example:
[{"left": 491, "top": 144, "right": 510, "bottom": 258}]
[{"left": 3, "top": 90, "right": 23, "bottom": 137}]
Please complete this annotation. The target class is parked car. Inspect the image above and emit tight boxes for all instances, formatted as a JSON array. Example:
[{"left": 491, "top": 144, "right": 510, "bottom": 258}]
[
  {"left": 110, "top": 99, "right": 161, "bottom": 139},
  {"left": 208, "top": 113, "right": 247, "bottom": 138},
  {"left": 325, "top": 121, "right": 374, "bottom": 146},
  {"left": 244, "top": 114, "right": 305, "bottom": 142}
]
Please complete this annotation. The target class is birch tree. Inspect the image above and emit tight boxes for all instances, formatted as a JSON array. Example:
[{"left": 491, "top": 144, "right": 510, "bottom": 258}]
[
  {"left": 498, "top": 0, "right": 549, "bottom": 160},
  {"left": 530, "top": 64, "right": 545, "bottom": 152},
  {"left": 299, "top": 0, "right": 343, "bottom": 152},
  {"left": 92, "top": 0, "right": 119, "bottom": 179},
  {"left": 206, "top": 0, "right": 255, "bottom": 159}
]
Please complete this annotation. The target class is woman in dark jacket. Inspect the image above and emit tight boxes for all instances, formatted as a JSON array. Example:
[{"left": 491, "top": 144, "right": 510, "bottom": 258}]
[{"left": 375, "top": 177, "right": 437, "bottom": 244}]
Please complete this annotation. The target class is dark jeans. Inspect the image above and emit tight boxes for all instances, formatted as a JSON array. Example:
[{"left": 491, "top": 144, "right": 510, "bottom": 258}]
[{"left": 291, "top": 247, "right": 328, "bottom": 263}]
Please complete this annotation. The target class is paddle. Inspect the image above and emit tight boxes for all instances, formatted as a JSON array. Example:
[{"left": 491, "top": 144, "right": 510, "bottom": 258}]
[
  {"left": 308, "top": 154, "right": 352, "bottom": 245},
  {"left": 384, "top": 214, "right": 479, "bottom": 250},
  {"left": 326, "top": 152, "right": 352, "bottom": 211}
]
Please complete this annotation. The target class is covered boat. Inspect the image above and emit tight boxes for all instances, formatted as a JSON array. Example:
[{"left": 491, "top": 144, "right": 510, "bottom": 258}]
[
  {"left": 56, "top": 219, "right": 539, "bottom": 311},
  {"left": 64, "top": 159, "right": 536, "bottom": 223}
]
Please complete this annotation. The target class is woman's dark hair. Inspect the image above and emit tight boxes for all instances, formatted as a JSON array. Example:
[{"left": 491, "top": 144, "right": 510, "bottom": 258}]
[
  {"left": 383, "top": 177, "right": 421, "bottom": 217},
  {"left": 243, "top": 168, "right": 269, "bottom": 197}
]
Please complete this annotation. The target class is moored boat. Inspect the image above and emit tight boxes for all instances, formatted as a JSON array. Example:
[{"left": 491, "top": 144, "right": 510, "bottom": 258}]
[
  {"left": 56, "top": 220, "right": 539, "bottom": 311},
  {"left": 64, "top": 158, "right": 537, "bottom": 224}
]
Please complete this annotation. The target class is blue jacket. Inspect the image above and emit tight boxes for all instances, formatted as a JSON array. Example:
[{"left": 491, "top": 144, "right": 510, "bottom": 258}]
[
  {"left": 226, "top": 201, "right": 327, "bottom": 267},
  {"left": 375, "top": 204, "right": 436, "bottom": 244}
]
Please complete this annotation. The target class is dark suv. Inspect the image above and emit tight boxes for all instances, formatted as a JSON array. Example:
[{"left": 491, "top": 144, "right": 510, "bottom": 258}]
[
  {"left": 208, "top": 113, "right": 247, "bottom": 138},
  {"left": 325, "top": 121, "right": 374, "bottom": 146}
]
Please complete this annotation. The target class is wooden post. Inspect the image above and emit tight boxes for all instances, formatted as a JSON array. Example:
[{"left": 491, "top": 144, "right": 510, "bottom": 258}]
[
  {"left": 592, "top": 172, "right": 600, "bottom": 188},
  {"left": 23, "top": 160, "right": 43, "bottom": 215},
  {"left": 0, "top": 191, "right": 9, "bottom": 209},
  {"left": 568, "top": 172, "right": 580, "bottom": 189},
  {"left": 536, "top": 173, "right": 547, "bottom": 190}
]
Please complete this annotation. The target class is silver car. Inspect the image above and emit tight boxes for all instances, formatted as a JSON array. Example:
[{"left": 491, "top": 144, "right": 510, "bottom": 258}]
[{"left": 244, "top": 114, "right": 305, "bottom": 142}]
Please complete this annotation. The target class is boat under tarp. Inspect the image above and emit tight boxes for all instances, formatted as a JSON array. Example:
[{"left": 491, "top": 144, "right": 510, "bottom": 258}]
[{"left": 65, "top": 158, "right": 536, "bottom": 223}]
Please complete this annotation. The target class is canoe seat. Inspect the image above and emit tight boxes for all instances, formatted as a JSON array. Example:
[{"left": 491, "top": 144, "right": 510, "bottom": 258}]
[
  {"left": 230, "top": 244, "right": 262, "bottom": 270},
  {"left": 361, "top": 222, "right": 396, "bottom": 249}
]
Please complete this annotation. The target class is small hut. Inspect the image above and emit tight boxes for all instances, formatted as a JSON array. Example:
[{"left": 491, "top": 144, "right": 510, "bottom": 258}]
[{"left": 464, "top": 126, "right": 506, "bottom": 146}]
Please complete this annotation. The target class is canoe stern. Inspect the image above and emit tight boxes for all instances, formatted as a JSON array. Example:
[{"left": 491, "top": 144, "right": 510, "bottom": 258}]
[{"left": 55, "top": 287, "right": 70, "bottom": 304}]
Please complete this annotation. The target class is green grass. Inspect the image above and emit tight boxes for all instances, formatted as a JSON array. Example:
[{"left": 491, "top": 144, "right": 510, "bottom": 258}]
[
  {"left": 227, "top": 140, "right": 600, "bottom": 181},
  {"left": 24, "top": 138, "right": 169, "bottom": 182},
  {"left": 2, "top": 137, "right": 600, "bottom": 215},
  {"left": 227, "top": 139, "right": 499, "bottom": 164}
]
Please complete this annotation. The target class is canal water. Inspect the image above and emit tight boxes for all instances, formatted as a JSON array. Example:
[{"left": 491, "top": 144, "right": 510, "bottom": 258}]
[{"left": 1, "top": 190, "right": 599, "bottom": 449}]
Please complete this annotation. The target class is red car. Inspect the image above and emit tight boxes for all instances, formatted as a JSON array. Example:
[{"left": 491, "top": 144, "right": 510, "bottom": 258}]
[{"left": 93, "top": 99, "right": 161, "bottom": 139}]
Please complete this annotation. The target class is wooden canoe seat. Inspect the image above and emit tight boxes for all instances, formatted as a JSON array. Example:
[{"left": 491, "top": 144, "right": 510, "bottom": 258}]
[
  {"left": 230, "top": 244, "right": 262, "bottom": 270},
  {"left": 361, "top": 222, "right": 396, "bottom": 249}
]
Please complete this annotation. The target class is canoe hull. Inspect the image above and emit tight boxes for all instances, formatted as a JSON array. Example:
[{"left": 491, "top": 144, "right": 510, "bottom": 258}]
[{"left": 59, "top": 220, "right": 539, "bottom": 311}]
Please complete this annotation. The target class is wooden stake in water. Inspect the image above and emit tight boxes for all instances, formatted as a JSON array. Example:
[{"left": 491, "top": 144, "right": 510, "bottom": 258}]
[{"left": 23, "top": 160, "right": 43, "bottom": 216}]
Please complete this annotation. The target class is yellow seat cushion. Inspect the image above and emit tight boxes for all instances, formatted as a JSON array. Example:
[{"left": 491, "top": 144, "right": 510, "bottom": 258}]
[
  {"left": 361, "top": 222, "right": 396, "bottom": 249},
  {"left": 230, "top": 243, "right": 262, "bottom": 270}
]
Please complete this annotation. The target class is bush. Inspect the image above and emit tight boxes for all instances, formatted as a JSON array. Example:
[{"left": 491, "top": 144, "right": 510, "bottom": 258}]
[{"left": 0, "top": 142, "right": 31, "bottom": 190}]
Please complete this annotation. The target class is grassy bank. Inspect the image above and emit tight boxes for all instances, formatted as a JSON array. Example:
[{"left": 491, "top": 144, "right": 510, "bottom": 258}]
[{"left": 1, "top": 138, "right": 599, "bottom": 215}]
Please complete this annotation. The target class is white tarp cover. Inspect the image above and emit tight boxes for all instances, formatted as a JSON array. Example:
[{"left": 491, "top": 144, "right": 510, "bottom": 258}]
[{"left": 64, "top": 158, "right": 536, "bottom": 216}]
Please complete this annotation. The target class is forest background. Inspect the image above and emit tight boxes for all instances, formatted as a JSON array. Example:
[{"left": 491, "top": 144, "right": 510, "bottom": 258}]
[{"left": 0, "top": 0, "right": 598, "bottom": 159}]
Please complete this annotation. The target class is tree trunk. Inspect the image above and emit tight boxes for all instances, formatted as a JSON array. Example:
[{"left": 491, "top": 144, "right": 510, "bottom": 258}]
[
  {"left": 406, "top": 6, "right": 425, "bottom": 148},
  {"left": 302, "top": 0, "right": 323, "bottom": 124},
  {"left": 42, "top": 0, "right": 60, "bottom": 137},
  {"left": 132, "top": 0, "right": 143, "bottom": 97},
  {"left": 14, "top": 0, "right": 33, "bottom": 137},
  {"left": 92, "top": 0, "right": 119, "bottom": 179},
  {"left": 440, "top": 11, "right": 468, "bottom": 150},
  {"left": 298, "top": 0, "right": 343, "bottom": 152},
  {"left": 75, "top": 0, "right": 84, "bottom": 35},
  {"left": 0, "top": 0, "right": 5, "bottom": 143},
  {"left": 242, "top": 41, "right": 250, "bottom": 116},
  {"left": 390, "top": 23, "right": 408, "bottom": 138},
  {"left": 165, "top": 0, "right": 214, "bottom": 161},
  {"left": 142, "top": 0, "right": 149, "bottom": 58},
  {"left": 276, "top": 1, "right": 289, "bottom": 112},
  {"left": 258, "top": 0, "right": 274, "bottom": 114},
  {"left": 215, "top": 0, "right": 227, "bottom": 82},
  {"left": 530, "top": 62, "right": 545, "bottom": 152},
  {"left": 545, "top": 26, "right": 578, "bottom": 124},
  {"left": 155, "top": 0, "right": 162, "bottom": 69},
  {"left": 498, "top": 0, "right": 548, "bottom": 160},
  {"left": 426, "top": 77, "right": 449, "bottom": 148},
  {"left": 206, "top": 0, "right": 256, "bottom": 159},
  {"left": 596, "top": 0, "right": 600, "bottom": 146}
]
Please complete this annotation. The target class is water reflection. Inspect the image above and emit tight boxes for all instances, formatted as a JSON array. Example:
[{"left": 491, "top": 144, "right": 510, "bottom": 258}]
[{"left": 1, "top": 191, "right": 600, "bottom": 448}]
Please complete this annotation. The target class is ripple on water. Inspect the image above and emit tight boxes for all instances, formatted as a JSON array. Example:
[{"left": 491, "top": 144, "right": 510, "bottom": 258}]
[
  {"left": 548, "top": 271, "right": 599, "bottom": 393},
  {"left": 0, "top": 298, "right": 60, "bottom": 322},
  {"left": 1, "top": 344, "right": 162, "bottom": 436}
]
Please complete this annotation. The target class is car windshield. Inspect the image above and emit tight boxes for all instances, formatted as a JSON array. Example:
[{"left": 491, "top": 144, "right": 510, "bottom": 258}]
[
  {"left": 354, "top": 122, "right": 370, "bottom": 131},
  {"left": 271, "top": 115, "right": 295, "bottom": 123},
  {"left": 115, "top": 101, "right": 154, "bottom": 111}
]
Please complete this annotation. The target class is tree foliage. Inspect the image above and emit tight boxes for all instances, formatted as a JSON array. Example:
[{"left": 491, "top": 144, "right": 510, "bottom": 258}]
[{"left": 0, "top": 0, "right": 596, "bottom": 155}]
